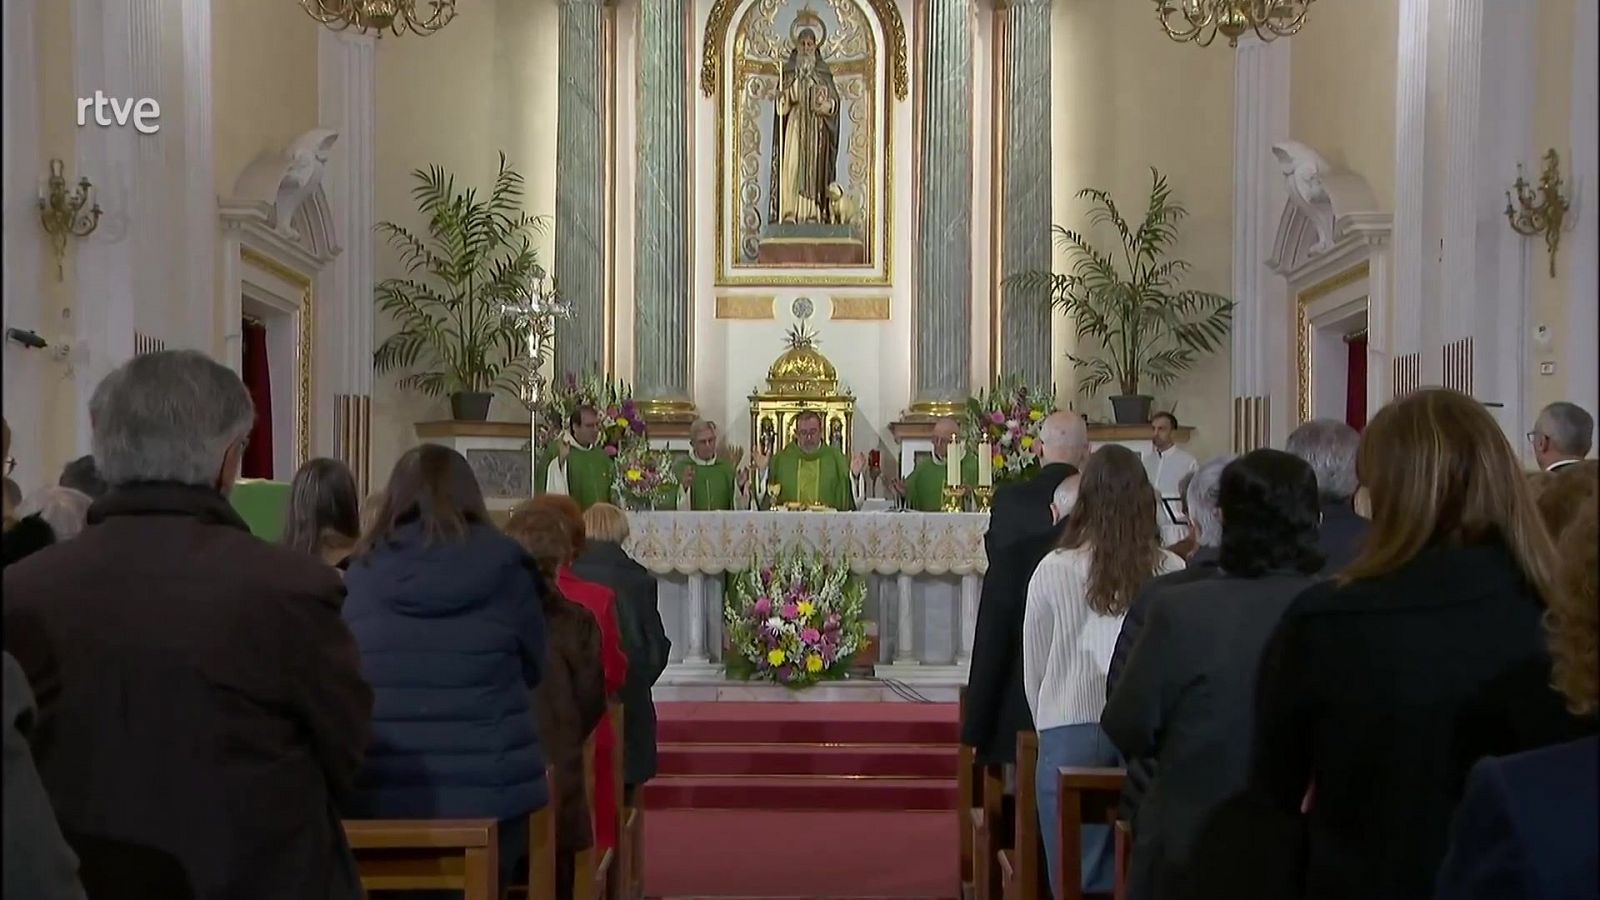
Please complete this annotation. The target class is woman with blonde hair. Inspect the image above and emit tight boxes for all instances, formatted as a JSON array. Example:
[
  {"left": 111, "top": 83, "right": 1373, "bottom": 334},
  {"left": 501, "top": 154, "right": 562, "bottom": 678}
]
[
  {"left": 1255, "top": 388, "right": 1575, "bottom": 900},
  {"left": 1024, "top": 444, "right": 1184, "bottom": 897}
]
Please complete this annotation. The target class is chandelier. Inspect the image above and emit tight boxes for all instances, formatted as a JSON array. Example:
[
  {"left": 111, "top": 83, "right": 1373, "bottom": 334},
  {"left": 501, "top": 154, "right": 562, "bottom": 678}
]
[
  {"left": 1155, "top": 0, "right": 1314, "bottom": 47},
  {"left": 300, "top": 0, "right": 457, "bottom": 37}
]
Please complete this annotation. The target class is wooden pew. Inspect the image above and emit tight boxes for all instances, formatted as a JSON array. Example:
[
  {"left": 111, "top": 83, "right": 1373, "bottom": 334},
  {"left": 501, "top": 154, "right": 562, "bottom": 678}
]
[
  {"left": 998, "top": 731, "right": 1048, "bottom": 900},
  {"left": 969, "top": 760, "right": 1005, "bottom": 900},
  {"left": 507, "top": 765, "right": 559, "bottom": 900},
  {"left": 957, "top": 688, "right": 976, "bottom": 900},
  {"left": 1053, "top": 767, "right": 1126, "bottom": 900},
  {"left": 343, "top": 818, "right": 499, "bottom": 900},
  {"left": 608, "top": 703, "right": 641, "bottom": 900},
  {"left": 575, "top": 703, "right": 627, "bottom": 900}
]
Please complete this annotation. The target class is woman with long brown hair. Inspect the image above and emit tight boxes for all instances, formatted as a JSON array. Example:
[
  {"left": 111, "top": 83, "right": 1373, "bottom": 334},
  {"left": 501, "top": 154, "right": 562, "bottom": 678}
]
[
  {"left": 1254, "top": 388, "right": 1577, "bottom": 900},
  {"left": 342, "top": 444, "right": 548, "bottom": 893},
  {"left": 1024, "top": 444, "right": 1184, "bottom": 897},
  {"left": 281, "top": 457, "right": 361, "bottom": 569}
]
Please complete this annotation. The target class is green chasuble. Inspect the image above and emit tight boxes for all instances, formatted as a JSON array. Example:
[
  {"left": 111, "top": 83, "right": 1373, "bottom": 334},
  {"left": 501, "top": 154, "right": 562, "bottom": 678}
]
[
  {"left": 680, "top": 457, "right": 738, "bottom": 511},
  {"left": 229, "top": 479, "right": 290, "bottom": 541},
  {"left": 904, "top": 453, "right": 981, "bottom": 512},
  {"left": 769, "top": 443, "right": 855, "bottom": 511},
  {"left": 534, "top": 441, "right": 616, "bottom": 511}
]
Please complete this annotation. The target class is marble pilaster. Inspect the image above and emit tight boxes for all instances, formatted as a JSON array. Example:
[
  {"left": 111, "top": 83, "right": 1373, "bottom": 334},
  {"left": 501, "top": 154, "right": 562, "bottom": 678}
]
[
  {"left": 1389, "top": 0, "right": 1430, "bottom": 383},
  {"left": 1569, "top": 0, "right": 1599, "bottom": 415},
  {"left": 555, "top": 0, "right": 608, "bottom": 377},
  {"left": 633, "top": 0, "right": 692, "bottom": 410},
  {"left": 996, "top": 0, "right": 1051, "bottom": 387},
  {"left": 912, "top": 0, "right": 974, "bottom": 412}
]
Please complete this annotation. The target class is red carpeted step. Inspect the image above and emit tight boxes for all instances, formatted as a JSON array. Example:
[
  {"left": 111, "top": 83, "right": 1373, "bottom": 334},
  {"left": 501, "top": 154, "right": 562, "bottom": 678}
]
[
  {"left": 642, "top": 774, "right": 957, "bottom": 811},
  {"left": 656, "top": 701, "right": 959, "bottom": 746},
  {"left": 658, "top": 742, "right": 956, "bottom": 777}
]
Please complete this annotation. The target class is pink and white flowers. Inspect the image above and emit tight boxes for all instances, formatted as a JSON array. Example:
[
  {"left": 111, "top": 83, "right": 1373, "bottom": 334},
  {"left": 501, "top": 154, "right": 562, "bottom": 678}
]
[
  {"left": 724, "top": 551, "right": 866, "bottom": 688},
  {"left": 962, "top": 378, "right": 1058, "bottom": 483}
]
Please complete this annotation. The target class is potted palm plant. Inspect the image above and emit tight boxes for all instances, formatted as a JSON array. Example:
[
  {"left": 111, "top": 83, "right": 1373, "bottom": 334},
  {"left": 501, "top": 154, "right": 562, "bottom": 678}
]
[
  {"left": 1013, "top": 168, "right": 1233, "bottom": 425},
  {"left": 373, "top": 153, "right": 551, "bottom": 421}
]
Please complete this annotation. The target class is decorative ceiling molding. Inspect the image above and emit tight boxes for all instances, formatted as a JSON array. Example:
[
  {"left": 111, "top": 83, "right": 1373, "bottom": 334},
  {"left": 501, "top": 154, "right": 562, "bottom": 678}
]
[
  {"left": 219, "top": 128, "right": 343, "bottom": 273},
  {"left": 1266, "top": 140, "right": 1391, "bottom": 286}
]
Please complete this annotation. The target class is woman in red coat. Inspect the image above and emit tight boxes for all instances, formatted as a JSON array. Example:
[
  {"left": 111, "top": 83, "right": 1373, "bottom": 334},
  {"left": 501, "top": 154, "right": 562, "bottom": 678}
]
[{"left": 515, "top": 495, "right": 628, "bottom": 851}]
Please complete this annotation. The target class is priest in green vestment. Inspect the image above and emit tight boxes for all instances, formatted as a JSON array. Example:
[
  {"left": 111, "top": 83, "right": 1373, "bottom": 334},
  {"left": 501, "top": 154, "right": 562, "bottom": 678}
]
[
  {"left": 751, "top": 410, "right": 868, "bottom": 511},
  {"left": 678, "top": 419, "right": 748, "bottom": 510},
  {"left": 536, "top": 404, "right": 616, "bottom": 510},
  {"left": 896, "top": 417, "right": 980, "bottom": 511}
]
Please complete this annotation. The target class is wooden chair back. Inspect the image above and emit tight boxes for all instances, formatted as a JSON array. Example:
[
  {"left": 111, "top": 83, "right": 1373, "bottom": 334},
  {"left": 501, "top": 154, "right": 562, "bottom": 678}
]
[
  {"left": 506, "top": 765, "right": 558, "bottom": 900},
  {"left": 343, "top": 818, "right": 499, "bottom": 900},
  {"left": 1053, "top": 767, "right": 1125, "bottom": 900},
  {"left": 574, "top": 731, "right": 602, "bottom": 900},
  {"left": 609, "top": 702, "right": 641, "bottom": 900},
  {"left": 970, "top": 760, "right": 1005, "bottom": 900},
  {"left": 957, "top": 688, "right": 977, "bottom": 895},
  {"left": 1000, "top": 731, "right": 1047, "bottom": 900}
]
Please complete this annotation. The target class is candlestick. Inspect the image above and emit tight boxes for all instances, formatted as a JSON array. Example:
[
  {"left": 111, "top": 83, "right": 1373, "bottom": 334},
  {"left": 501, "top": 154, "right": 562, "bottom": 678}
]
[
  {"left": 946, "top": 442, "right": 962, "bottom": 488},
  {"left": 977, "top": 441, "right": 993, "bottom": 487}
]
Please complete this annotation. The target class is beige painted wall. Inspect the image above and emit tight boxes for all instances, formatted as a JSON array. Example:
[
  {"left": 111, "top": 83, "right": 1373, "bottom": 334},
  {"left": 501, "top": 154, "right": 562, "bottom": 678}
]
[
  {"left": 212, "top": 0, "right": 321, "bottom": 198},
  {"left": 1528, "top": 0, "right": 1576, "bottom": 413},
  {"left": 1051, "top": 0, "right": 1236, "bottom": 461},
  {"left": 1290, "top": 0, "right": 1399, "bottom": 211},
  {"left": 368, "top": 0, "right": 560, "bottom": 482}
]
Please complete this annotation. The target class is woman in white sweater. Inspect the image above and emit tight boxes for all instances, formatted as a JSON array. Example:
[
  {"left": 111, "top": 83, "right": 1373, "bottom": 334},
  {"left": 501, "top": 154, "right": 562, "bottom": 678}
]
[{"left": 1024, "top": 444, "right": 1184, "bottom": 897}]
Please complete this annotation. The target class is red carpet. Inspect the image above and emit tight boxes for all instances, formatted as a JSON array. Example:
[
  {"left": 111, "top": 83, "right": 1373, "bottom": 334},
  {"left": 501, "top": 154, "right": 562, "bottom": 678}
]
[{"left": 643, "top": 702, "right": 960, "bottom": 898}]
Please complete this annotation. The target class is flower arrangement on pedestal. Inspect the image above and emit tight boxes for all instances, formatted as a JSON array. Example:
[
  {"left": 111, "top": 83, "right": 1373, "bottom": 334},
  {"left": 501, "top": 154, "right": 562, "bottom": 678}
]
[
  {"left": 724, "top": 550, "right": 867, "bottom": 688},
  {"left": 962, "top": 377, "right": 1058, "bottom": 483},
  {"left": 612, "top": 445, "right": 680, "bottom": 511},
  {"left": 536, "top": 371, "right": 647, "bottom": 456}
]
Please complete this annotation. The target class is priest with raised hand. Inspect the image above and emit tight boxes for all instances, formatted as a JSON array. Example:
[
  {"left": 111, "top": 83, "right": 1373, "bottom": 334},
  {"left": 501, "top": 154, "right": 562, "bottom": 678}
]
[
  {"left": 893, "top": 416, "right": 979, "bottom": 511},
  {"left": 751, "top": 410, "right": 868, "bottom": 511},
  {"left": 537, "top": 404, "right": 616, "bottom": 510},
  {"left": 678, "top": 419, "right": 749, "bottom": 511}
]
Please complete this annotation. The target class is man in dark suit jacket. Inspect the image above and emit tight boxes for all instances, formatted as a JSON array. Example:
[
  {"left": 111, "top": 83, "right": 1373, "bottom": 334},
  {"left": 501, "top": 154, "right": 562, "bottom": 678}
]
[
  {"left": 4, "top": 351, "right": 372, "bottom": 900},
  {"left": 962, "top": 412, "right": 1087, "bottom": 766},
  {"left": 1285, "top": 418, "right": 1369, "bottom": 575}
]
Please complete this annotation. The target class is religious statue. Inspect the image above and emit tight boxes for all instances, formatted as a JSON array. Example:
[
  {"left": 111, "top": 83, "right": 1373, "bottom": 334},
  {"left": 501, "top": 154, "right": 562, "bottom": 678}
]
[{"left": 770, "top": 21, "right": 841, "bottom": 225}]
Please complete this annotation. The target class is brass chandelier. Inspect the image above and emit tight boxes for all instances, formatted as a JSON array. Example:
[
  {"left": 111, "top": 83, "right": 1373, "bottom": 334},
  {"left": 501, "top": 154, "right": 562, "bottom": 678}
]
[
  {"left": 300, "top": 0, "right": 456, "bottom": 37},
  {"left": 1155, "top": 0, "right": 1314, "bottom": 48}
]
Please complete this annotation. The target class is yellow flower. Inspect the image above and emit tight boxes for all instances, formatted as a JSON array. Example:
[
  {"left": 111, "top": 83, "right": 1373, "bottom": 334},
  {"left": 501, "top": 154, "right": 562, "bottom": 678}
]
[
  {"left": 993, "top": 454, "right": 1005, "bottom": 468},
  {"left": 1020, "top": 436, "right": 1035, "bottom": 450},
  {"left": 805, "top": 654, "right": 824, "bottom": 673},
  {"left": 767, "top": 649, "right": 787, "bottom": 666},
  {"left": 626, "top": 468, "right": 643, "bottom": 482},
  {"left": 797, "top": 600, "right": 816, "bottom": 618},
  {"left": 617, "top": 416, "right": 631, "bottom": 428},
  {"left": 1029, "top": 409, "right": 1043, "bottom": 422}
]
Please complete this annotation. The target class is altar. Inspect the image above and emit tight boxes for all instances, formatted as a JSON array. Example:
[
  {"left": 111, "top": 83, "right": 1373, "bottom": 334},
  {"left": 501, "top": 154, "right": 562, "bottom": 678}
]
[{"left": 625, "top": 510, "right": 989, "bottom": 689}]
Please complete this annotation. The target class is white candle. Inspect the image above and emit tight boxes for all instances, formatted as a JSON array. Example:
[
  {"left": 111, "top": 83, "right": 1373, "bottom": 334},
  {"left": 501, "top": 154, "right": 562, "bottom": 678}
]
[
  {"left": 978, "top": 441, "right": 993, "bottom": 487},
  {"left": 946, "top": 442, "right": 963, "bottom": 488}
]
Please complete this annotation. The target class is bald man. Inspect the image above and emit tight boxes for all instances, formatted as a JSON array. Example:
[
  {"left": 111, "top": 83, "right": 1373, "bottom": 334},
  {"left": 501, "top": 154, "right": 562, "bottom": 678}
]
[
  {"left": 897, "top": 417, "right": 979, "bottom": 511},
  {"left": 963, "top": 410, "right": 1087, "bottom": 768}
]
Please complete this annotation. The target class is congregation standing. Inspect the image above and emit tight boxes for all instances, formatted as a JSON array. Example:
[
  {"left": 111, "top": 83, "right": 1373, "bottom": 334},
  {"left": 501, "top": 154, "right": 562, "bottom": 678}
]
[{"left": 1, "top": 349, "right": 672, "bottom": 900}]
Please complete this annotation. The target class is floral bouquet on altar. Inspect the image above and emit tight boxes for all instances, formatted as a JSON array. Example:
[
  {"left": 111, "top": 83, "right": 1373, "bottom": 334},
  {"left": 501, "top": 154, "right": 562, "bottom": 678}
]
[
  {"left": 962, "top": 377, "right": 1058, "bottom": 483},
  {"left": 612, "top": 445, "right": 680, "bottom": 511},
  {"left": 537, "top": 371, "right": 647, "bottom": 456},
  {"left": 723, "top": 549, "right": 867, "bottom": 689}
]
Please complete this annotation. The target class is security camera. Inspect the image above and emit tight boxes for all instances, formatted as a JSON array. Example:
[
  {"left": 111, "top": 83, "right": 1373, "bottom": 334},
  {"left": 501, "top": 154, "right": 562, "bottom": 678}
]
[{"left": 5, "top": 328, "right": 48, "bottom": 350}]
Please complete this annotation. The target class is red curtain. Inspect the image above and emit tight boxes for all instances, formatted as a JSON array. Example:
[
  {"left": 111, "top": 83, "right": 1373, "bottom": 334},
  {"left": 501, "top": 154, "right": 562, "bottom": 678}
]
[
  {"left": 241, "top": 319, "right": 274, "bottom": 479},
  {"left": 1345, "top": 334, "right": 1368, "bottom": 431}
]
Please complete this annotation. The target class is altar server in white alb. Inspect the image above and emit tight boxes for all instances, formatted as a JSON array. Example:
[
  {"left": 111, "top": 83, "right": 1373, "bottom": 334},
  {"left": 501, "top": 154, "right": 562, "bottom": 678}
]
[{"left": 1143, "top": 412, "right": 1196, "bottom": 540}]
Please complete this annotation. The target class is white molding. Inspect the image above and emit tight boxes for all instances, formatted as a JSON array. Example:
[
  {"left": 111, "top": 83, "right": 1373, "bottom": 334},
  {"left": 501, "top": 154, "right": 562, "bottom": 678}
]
[
  {"left": 181, "top": 0, "right": 217, "bottom": 356},
  {"left": 1438, "top": 0, "right": 1482, "bottom": 346},
  {"left": 317, "top": 30, "right": 377, "bottom": 400},
  {"left": 1569, "top": 0, "right": 1599, "bottom": 416},
  {"left": 1390, "top": 0, "right": 1430, "bottom": 366},
  {"left": 1, "top": 0, "right": 48, "bottom": 485}
]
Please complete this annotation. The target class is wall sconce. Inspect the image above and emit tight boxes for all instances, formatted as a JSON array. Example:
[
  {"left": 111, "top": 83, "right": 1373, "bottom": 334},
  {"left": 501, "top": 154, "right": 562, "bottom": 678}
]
[
  {"left": 1505, "top": 149, "right": 1570, "bottom": 278},
  {"left": 37, "top": 158, "right": 102, "bottom": 281}
]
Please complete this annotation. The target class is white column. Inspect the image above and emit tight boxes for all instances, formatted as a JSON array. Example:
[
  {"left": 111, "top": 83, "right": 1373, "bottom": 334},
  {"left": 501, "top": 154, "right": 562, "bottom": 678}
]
[
  {"left": 1230, "top": 35, "right": 1290, "bottom": 447},
  {"left": 1568, "top": 0, "right": 1599, "bottom": 416},
  {"left": 1437, "top": 0, "right": 1482, "bottom": 360},
  {"left": 1, "top": 0, "right": 48, "bottom": 483},
  {"left": 180, "top": 0, "right": 216, "bottom": 355},
  {"left": 684, "top": 572, "right": 709, "bottom": 664},
  {"left": 956, "top": 573, "right": 980, "bottom": 667},
  {"left": 318, "top": 30, "right": 377, "bottom": 487},
  {"left": 1390, "top": 0, "right": 1431, "bottom": 388},
  {"left": 893, "top": 573, "right": 917, "bottom": 665}
]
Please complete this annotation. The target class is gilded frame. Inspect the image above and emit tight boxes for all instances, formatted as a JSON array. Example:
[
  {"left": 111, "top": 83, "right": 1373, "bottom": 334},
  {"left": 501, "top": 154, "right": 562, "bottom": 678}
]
[
  {"left": 240, "top": 246, "right": 314, "bottom": 469},
  {"left": 1295, "top": 261, "right": 1370, "bottom": 424}
]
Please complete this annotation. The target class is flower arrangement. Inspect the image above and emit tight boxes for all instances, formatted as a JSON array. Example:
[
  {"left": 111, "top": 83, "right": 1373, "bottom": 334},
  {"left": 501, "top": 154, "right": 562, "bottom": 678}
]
[
  {"left": 724, "top": 550, "right": 867, "bottom": 688},
  {"left": 612, "top": 445, "right": 680, "bottom": 511},
  {"left": 962, "top": 377, "right": 1058, "bottom": 483},
  {"left": 537, "top": 370, "right": 647, "bottom": 456}
]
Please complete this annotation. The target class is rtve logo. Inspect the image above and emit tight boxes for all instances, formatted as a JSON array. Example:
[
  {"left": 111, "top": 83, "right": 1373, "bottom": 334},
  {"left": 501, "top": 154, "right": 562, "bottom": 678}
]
[{"left": 76, "top": 91, "right": 161, "bottom": 135}]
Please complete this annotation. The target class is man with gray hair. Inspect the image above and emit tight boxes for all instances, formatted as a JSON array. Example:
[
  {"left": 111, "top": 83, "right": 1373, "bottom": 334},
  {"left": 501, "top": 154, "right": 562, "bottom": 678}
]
[
  {"left": 1285, "top": 418, "right": 1369, "bottom": 574},
  {"left": 4, "top": 350, "right": 372, "bottom": 899},
  {"left": 1529, "top": 401, "right": 1594, "bottom": 472},
  {"left": 678, "top": 418, "right": 748, "bottom": 510}
]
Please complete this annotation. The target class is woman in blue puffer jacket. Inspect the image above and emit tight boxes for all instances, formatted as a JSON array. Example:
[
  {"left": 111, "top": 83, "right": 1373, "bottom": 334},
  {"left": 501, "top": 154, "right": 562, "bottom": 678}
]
[{"left": 342, "top": 443, "right": 548, "bottom": 892}]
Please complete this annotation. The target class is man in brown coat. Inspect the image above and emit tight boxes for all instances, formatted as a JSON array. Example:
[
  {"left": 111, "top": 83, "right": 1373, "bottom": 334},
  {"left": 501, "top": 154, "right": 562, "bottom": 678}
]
[{"left": 3, "top": 350, "right": 373, "bottom": 900}]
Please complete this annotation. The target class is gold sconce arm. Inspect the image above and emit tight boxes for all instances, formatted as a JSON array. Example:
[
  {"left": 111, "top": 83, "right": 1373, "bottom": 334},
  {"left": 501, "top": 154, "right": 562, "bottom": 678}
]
[
  {"left": 1505, "top": 149, "right": 1571, "bottom": 278},
  {"left": 37, "top": 158, "right": 102, "bottom": 281}
]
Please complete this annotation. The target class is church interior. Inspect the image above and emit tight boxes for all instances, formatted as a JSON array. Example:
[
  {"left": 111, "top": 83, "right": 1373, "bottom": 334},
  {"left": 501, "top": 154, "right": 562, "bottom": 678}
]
[{"left": 2, "top": 0, "right": 1597, "bottom": 898}]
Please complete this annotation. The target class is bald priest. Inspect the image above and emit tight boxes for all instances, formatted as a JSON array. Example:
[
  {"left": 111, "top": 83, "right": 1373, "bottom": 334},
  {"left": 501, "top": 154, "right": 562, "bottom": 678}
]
[
  {"left": 751, "top": 410, "right": 869, "bottom": 511},
  {"left": 894, "top": 416, "right": 979, "bottom": 512}
]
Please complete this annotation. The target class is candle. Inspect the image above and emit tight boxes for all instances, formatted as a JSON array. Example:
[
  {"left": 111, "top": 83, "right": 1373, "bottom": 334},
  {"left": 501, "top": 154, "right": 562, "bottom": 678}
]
[
  {"left": 978, "top": 441, "right": 993, "bottom": 487},
  {"left": 947, "top": 441, "right": 963, "bottom": 488}
]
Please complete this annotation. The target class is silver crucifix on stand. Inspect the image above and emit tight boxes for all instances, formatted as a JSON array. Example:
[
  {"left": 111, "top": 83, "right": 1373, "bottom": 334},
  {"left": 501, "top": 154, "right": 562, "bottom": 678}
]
[{"left": 501, "top": 267, "right": 569, "bottom": 496}]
